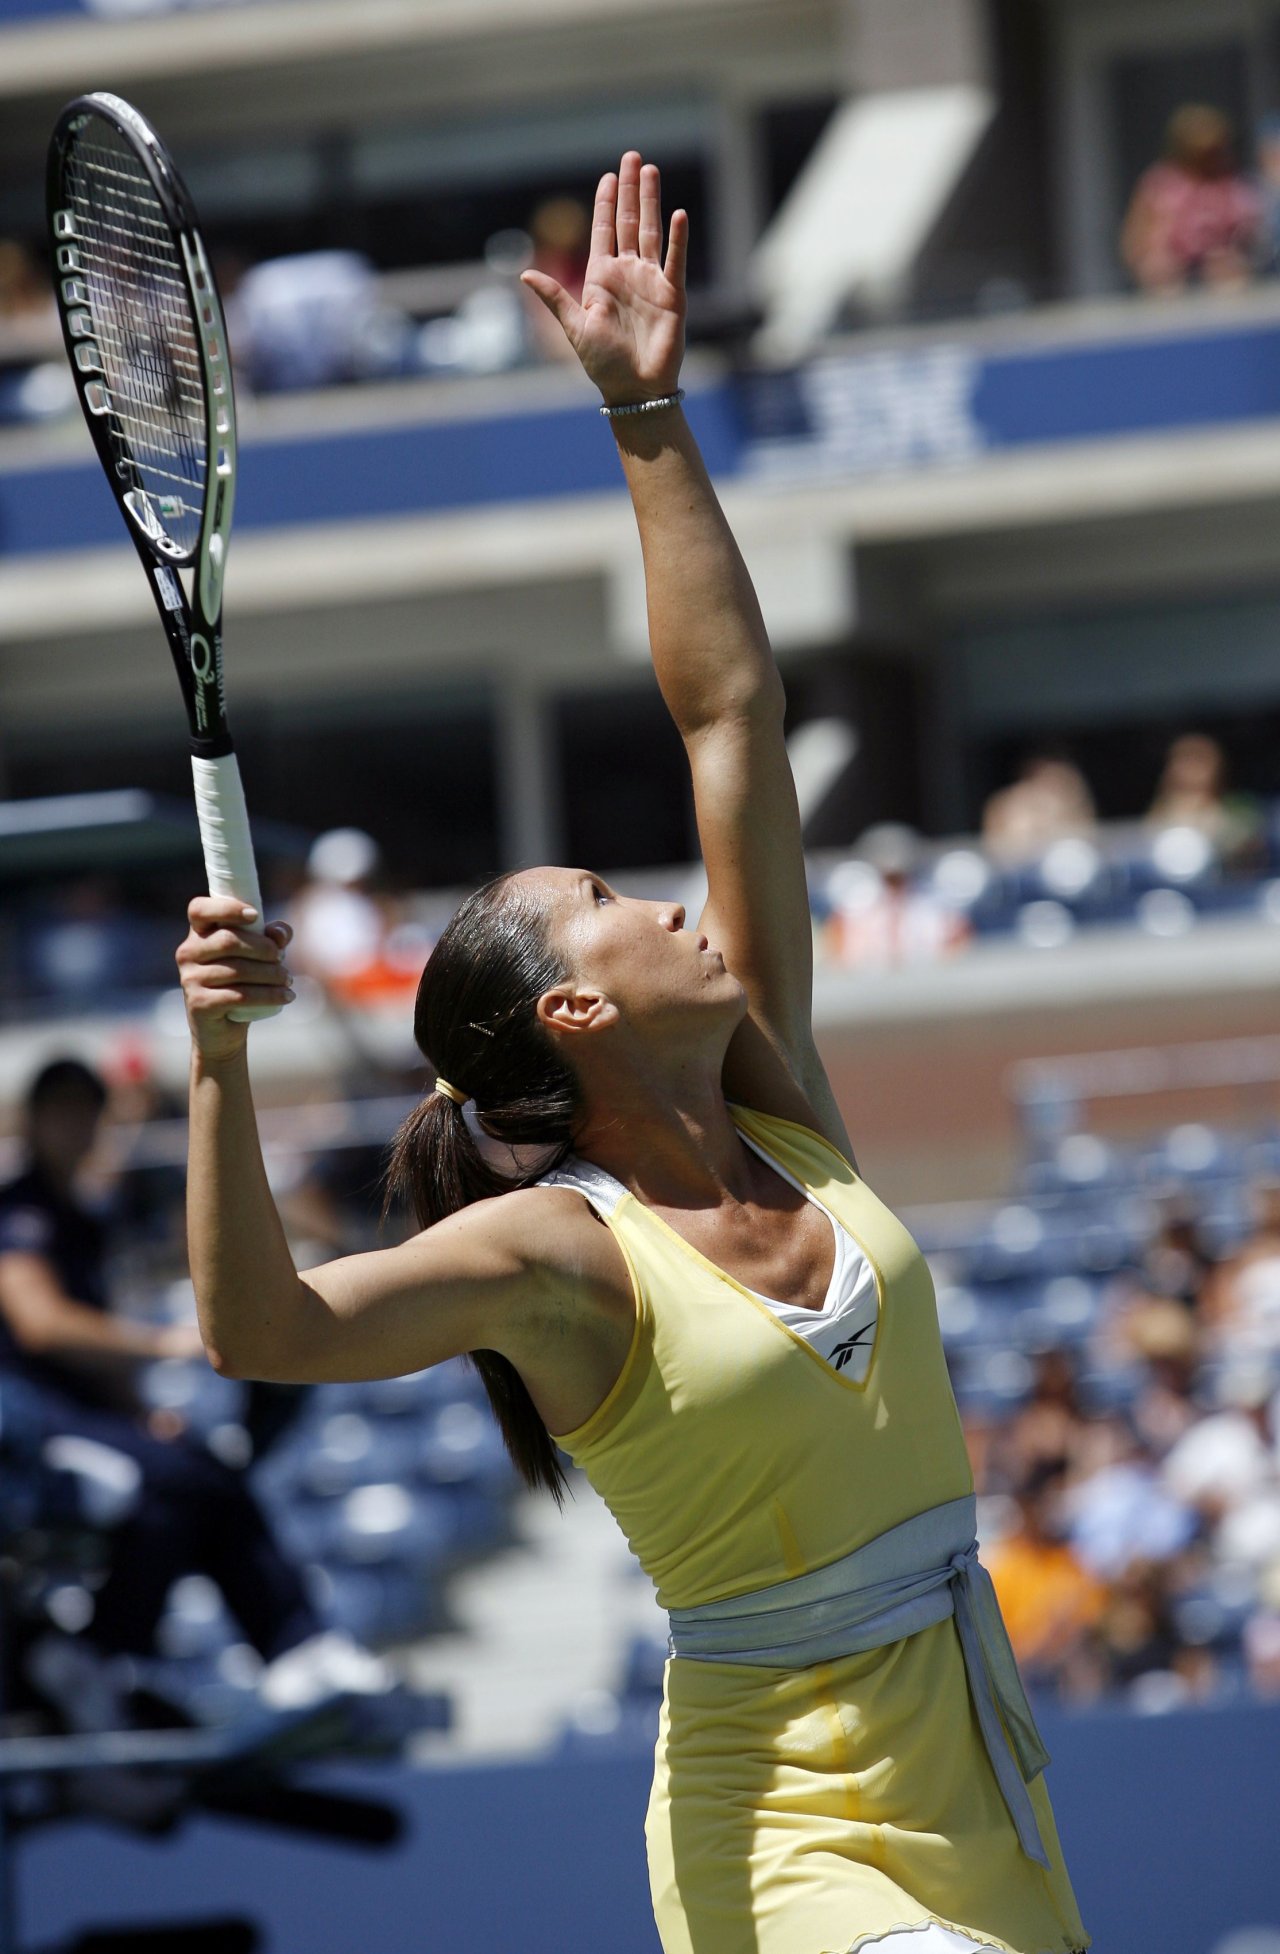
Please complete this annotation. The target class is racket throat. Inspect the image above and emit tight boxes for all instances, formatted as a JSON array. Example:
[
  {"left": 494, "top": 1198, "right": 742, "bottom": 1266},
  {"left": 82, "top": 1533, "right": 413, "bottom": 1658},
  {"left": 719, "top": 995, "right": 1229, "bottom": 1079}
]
[
  {"left": 144, "top": 555, "right": 229, "bottom": 746},
  {"left": 124, "top": 488, "right": 186, "bottom": 556}
]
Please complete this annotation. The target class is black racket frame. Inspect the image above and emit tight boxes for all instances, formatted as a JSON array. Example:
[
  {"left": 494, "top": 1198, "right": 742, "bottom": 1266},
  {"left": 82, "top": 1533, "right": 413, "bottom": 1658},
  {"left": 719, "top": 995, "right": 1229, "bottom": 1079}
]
[{"left": 47, "top": 93, "right": 238, "bottom": 760}]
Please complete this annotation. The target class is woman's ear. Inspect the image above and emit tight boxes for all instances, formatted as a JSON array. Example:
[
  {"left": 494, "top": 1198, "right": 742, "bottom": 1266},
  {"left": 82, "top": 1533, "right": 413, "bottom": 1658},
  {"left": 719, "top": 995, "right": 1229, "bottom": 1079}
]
[{"left": 536, "top": 985, "right": 618, "bottom": 1039}]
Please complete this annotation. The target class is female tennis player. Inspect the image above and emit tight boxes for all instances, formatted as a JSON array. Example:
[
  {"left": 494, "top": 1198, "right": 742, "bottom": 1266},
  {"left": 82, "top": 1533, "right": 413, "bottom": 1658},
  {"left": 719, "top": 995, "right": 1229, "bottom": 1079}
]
[{"left": 177, "top": 154, "right": 1089, "bottom": 1954}]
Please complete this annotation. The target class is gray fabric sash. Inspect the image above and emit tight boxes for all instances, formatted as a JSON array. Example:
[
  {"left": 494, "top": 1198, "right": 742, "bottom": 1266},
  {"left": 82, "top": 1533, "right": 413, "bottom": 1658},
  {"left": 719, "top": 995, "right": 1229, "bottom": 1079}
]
[{"left": 665, "top": 1493, "right": 1051, "bottom": 1869}]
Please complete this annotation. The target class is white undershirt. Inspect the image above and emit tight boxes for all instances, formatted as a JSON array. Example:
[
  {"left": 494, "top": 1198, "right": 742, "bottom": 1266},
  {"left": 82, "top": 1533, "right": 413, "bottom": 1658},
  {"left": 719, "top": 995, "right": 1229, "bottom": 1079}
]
[
  {"left": 539, "top": 1137, "right": 879, "bottom": 1383},
  {"left": 735, "top": 1132, "right": 879, "bottom": 1381}
]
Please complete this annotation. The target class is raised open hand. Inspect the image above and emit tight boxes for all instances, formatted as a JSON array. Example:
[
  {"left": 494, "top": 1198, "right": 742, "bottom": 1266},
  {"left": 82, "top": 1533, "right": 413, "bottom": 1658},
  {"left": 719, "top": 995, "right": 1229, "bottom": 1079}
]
[{"left": 521, "top": 151, "right": 687, "bottom": 406}]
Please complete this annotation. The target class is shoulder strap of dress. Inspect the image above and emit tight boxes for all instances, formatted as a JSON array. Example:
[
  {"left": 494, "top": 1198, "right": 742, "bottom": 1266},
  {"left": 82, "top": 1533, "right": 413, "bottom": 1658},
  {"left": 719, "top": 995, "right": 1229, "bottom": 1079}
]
[
  {"left": 730, "top": 1104, "right": 858, "bottom": 1187},
  {"left": 536, "top": 1155, "right": 628, "bottom": 1218}
]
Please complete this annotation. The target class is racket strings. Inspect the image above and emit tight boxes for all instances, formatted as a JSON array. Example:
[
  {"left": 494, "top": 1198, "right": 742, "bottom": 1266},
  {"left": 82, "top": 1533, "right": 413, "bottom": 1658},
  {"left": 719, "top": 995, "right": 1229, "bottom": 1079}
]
[{"left": 61, "top": 121, "right": 208, "bottom": 555}]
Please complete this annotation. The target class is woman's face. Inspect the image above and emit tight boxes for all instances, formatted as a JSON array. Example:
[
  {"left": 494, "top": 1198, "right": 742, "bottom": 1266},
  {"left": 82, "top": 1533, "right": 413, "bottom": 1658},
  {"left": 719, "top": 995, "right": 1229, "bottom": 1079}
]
[{"left": 519, "top": 866, "right": 746, "bottom": 1039}]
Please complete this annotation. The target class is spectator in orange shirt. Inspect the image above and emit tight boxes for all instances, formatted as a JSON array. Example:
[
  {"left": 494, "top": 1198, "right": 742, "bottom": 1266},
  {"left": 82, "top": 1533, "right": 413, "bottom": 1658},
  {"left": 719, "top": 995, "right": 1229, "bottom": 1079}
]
[
  {"left": 285, "top": 827, "right": 427, "bottom": 1009},
  {"left": 984, "top": 1462, "right": 1106, "bottom": 1690}
]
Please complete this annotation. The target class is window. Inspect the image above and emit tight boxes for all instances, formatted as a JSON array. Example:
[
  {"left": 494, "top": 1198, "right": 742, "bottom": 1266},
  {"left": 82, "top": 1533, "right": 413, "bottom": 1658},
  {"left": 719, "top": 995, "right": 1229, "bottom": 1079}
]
[{"left": 556, "top": 687, "right": 694, "bottom": 871}]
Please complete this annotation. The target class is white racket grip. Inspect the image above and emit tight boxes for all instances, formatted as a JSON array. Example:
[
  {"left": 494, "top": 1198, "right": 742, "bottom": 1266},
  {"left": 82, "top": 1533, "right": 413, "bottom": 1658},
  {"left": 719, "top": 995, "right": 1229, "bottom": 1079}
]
[{"left": 190, "top": 752, "right": 282, "bottom": 1024}]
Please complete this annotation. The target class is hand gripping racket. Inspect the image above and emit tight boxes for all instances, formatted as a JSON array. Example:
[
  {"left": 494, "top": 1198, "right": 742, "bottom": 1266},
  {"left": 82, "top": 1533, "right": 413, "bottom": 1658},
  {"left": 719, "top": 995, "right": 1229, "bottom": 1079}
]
[{"left": 47, "top": 92, "right": 278, "bottom": 1021}]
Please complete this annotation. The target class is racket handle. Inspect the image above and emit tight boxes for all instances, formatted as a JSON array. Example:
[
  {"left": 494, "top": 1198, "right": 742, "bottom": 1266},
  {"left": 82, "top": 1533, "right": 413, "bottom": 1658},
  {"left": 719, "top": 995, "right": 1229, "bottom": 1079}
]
[{"left": 191, "top": 753, "right": 282, "bottom": 1025}]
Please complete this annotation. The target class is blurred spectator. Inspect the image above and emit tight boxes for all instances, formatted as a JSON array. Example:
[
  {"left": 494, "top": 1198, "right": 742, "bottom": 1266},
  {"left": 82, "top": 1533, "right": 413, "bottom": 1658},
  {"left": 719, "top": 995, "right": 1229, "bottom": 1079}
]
[
  {"left": 996, "top": 1348, "right": 1090, "bottom": 1487},
  {"left": 1244, "top": 1561, "right": 1280, "bottom": 1696},
  {"left": 1121, "top": 106, "right": 1260, "bottom": 295},
  {"left": 0, "top": 1058, "right": 387, "bottom": 1727},
  {"left": 286, "top": 827, "right": 385, "bottom": 986},
  {"left": 523, "top": 196, "right": 591, "bottom": 364},
  {"left": 0, "top": 1058, "right": 197, "bottom": 1411},
  {"left": 1098, "top": 1199, "right": 1215, "bottom": 1411},
  {"left": 415, "top": 229, "right": 532, "bottom": 377},
  {"left": 227, "top": 251, "right": 410, "bottom": 392},
  {"left": 1094, "top": 1558, "right": 1214, "bottom": 1706},
  {"left": 984, "top": 1461, "right": 1106, "bottom": 1690},
  {"left": 1162, "top": 1361, "right": 1278, "bottom": 1549},
  {"left": 1145, "top": 731, "right": 1261, "bottom": 866},
  {"left": 285, "top": 827, "right": 427, "bottom": 1008},
  {"left": 1257, "top": 116, "right": 1280, "bottom": 274},
  {"left": 1171, "top": 1359, "right": 1280, "bottom": 1583},
  {"left": 0, "top": 239, "right": 54, "bottom": 328},
  {"left": 29, "top": 878, "right": 118, "bottom": 1006},
  {"left": 1201, "top": 1181, "right": 1280, "bottom": 1363},
  {"left": 981, "top": 756, "right": 1097, "bottom": 864},
  {"left": 1146, "top": 731, "right": 1226, "bottom": 830},
  {"left": 1063, "top": 1418, "right": 1196, "bottom": 1581},
  {"left": 1131, "top": 1196, "right": 1216, "bottom": 1312},
  {"left": 825, "top": 825, "right": 968, "bottom": 968},
  {"left": 24, "top": 878, "right": 168, "bottom": 1012},
  {"left": 1126, "top": 1300, "right": 1203, "bottom": 1459},
  {"left": 101, "top": 1044, "right": 191, "bottom": 1291}
]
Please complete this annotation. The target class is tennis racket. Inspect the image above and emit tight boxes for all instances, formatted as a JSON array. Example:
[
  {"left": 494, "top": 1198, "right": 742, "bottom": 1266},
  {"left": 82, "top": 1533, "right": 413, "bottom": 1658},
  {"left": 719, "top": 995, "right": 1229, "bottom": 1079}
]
[{"left": 47, "top": 91, "right": 278, "bottom": 1022}]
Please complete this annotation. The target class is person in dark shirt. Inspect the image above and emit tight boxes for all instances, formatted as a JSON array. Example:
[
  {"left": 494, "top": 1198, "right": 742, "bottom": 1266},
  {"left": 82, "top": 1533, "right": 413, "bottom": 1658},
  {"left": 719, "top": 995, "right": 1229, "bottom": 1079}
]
[
  {"left": 0, "top": 1059, "right": 203, "bottom": 1404},
  {"left": 0, "top": 1059, "right": 386, "bottom": 1720}
]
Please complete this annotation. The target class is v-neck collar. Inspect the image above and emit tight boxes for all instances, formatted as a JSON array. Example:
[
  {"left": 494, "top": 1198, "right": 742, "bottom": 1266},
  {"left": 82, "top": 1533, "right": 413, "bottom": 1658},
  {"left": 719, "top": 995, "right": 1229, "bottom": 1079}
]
[
  {"left": 735, "top": 1128, "right": 841, "bottom": 1316},
  {"left": 611, "top": 1115, "right": 886, "bottom": 1399}
]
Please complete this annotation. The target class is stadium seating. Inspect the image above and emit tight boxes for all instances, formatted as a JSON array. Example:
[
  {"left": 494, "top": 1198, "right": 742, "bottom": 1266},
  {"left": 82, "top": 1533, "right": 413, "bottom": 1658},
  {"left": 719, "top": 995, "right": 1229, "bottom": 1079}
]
[
  {"left": 820, "top": 817, "right": 1280, "bottom": 969},
  {"left": 153, "top": 1355, "right": 518, "bottom": 1675}
]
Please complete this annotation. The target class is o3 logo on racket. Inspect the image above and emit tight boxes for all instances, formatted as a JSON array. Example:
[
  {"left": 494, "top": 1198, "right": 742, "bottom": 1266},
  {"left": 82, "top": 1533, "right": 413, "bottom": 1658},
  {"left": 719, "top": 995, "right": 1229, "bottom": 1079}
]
[{"left": 189, "top": 632, "right": 214, "bottom": 732}]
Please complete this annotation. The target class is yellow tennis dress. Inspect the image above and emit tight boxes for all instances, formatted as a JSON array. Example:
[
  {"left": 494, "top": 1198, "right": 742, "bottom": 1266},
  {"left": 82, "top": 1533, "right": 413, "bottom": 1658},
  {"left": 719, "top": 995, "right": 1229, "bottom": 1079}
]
[{"left": 549, "top": 1108, "right": 1090, "bottom": 1954}]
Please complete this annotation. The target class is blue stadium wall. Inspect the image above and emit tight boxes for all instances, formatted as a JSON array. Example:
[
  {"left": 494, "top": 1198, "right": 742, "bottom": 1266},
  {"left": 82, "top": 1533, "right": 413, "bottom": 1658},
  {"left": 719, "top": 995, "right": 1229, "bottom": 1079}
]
[
  {"left": 9, "top": 308, "right": 1280, "bottom": 556},
  {"left": 16, "top": 1702, "right": 1279, "bottom": 1951}
]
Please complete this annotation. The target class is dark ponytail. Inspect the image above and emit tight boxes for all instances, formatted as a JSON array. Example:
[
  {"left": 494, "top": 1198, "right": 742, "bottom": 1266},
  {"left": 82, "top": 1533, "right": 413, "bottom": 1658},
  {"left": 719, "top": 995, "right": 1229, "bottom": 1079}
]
[{"left": 384, "top": 873, "right": 579, "bottom": 1503}]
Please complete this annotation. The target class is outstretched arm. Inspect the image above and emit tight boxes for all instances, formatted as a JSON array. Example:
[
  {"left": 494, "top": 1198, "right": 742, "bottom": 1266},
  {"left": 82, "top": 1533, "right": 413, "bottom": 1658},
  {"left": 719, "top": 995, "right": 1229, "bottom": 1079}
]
[{"left": 523, "top": 154, "right": 850, "bottom": 1156}]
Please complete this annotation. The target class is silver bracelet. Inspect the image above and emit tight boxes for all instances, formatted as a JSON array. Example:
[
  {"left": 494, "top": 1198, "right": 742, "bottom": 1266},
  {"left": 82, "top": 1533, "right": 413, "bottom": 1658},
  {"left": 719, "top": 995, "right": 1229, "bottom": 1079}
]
[{"left": 599, "top": 388, "right": 685, "bottom": 419}]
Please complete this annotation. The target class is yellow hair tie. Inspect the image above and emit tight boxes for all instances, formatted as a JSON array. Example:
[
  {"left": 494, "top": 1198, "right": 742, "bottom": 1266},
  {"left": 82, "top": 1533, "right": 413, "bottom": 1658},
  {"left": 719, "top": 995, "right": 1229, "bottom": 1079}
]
[{"left": 434, "top": 1077, "right": 467, "bottom": 1106}]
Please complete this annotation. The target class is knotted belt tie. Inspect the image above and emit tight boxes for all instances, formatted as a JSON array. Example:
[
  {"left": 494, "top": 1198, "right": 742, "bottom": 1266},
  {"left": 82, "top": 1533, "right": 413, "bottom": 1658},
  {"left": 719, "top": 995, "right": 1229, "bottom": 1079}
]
[{"left": 665, "top": 1493, "right": 1051, "bottom": 1868}]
